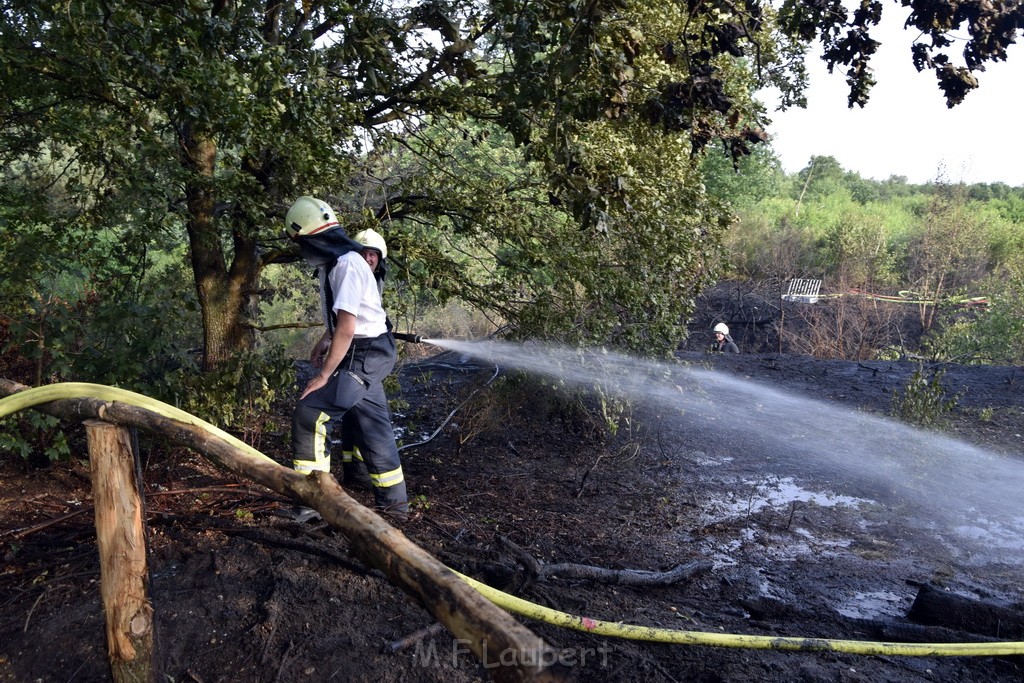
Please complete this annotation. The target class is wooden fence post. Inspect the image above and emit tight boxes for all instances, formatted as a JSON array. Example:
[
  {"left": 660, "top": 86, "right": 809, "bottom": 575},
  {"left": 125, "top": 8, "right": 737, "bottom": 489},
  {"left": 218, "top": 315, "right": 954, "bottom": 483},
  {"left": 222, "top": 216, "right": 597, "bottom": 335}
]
[{"left": 85, "top": 420, "right": 154, "bottom": 683}]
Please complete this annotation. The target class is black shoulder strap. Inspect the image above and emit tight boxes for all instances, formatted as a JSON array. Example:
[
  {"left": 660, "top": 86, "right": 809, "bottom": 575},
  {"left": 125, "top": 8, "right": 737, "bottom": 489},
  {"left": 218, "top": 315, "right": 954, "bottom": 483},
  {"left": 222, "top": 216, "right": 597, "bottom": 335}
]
[{"left": 318, "top": 260, "right": 338, "bottom": 335}]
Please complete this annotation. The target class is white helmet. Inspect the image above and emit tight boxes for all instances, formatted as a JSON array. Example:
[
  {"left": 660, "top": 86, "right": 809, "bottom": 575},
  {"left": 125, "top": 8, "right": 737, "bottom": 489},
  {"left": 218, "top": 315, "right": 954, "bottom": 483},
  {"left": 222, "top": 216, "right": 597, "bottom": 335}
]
[
  {"left": 285, "top": 196, "right": 339, "bottom": 240},
  {"left": 713, "top": 323, "right": 729, "bottom": 335},
  {"left": 353, "top": 228, "right": 388, "bottom": 259}
]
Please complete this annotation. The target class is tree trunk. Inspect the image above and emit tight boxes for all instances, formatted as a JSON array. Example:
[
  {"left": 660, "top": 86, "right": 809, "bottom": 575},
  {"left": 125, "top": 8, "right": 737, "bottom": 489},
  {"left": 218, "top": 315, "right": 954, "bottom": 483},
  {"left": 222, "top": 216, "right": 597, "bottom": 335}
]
[
  {"left": 908, "top": 583, "right": 1024, "bottom": 639},
  {"left": 181, "top": 125, "right": 259, "bottom": 370},
  {"left": 85, "top": 420, "right": 155, "bottom": 683}
]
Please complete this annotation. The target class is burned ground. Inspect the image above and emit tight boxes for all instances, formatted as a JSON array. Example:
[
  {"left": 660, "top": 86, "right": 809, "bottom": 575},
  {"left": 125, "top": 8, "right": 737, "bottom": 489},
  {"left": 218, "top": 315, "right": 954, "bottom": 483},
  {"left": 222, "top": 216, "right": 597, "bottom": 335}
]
[{"left": 2, "top": 349, "right": 1024, "bottom": 682}]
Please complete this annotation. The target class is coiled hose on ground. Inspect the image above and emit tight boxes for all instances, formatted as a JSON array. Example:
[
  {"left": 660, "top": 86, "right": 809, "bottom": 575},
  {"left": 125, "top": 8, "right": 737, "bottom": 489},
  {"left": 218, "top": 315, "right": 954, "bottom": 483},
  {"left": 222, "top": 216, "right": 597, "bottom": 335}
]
[{"left": 2, "top": 382, "right": 1023, "bottom": 657}]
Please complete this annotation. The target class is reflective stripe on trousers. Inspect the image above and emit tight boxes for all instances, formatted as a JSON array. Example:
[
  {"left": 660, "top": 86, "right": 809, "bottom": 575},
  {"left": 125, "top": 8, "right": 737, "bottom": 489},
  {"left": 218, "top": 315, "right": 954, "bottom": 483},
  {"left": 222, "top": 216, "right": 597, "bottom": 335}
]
[
  {"left": 342, "top": 445, "right": 363, "bottom": 464},
  {"left": 293, "top": 410, "right": 331, "bottom": 473},
  {"left": 369, "top": 465, "right": 404, "bottom": 488}
]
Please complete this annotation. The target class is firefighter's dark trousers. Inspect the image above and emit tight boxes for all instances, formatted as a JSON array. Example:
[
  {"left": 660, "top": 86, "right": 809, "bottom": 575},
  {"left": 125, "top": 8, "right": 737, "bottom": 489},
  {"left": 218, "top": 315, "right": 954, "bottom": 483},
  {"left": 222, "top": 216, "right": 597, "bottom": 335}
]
[
  {"left": 340, "top": 412, "right": 379, "bottom": 490},
  {"left": 291, "top": 333, "right": 407, "bottom": 512}
]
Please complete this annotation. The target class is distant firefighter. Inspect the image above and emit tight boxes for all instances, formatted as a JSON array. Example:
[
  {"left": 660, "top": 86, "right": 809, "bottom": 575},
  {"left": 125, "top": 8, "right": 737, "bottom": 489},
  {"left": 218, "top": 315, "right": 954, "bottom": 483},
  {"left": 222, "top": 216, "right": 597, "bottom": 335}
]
[{"left": 713, "top": 323, "right": 739, "bottom": 354}]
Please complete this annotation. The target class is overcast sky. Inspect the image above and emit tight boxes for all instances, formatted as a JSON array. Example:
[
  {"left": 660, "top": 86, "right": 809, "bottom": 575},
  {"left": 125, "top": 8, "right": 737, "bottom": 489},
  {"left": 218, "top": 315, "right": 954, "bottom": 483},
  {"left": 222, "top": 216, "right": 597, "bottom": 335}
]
[{"left": 757, "top": 9, "right": 1024, "bottom": 186}]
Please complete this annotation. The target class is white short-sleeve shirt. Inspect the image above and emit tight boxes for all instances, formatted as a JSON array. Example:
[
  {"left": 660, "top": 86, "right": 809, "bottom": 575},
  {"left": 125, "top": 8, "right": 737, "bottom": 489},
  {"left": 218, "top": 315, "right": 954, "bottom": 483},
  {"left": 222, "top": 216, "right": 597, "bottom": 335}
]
[{"left": 329, "top": 251, "right": 388, "bottom": 338}]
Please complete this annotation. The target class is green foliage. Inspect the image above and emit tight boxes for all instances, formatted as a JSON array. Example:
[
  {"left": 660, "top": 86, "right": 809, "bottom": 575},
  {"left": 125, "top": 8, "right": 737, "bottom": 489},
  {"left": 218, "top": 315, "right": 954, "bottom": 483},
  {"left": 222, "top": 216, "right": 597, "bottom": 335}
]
[
  {"left": 820, "top": 214, "right": 900, "bottom": 287},
  {"left": 258, "top": 263, "right": 322, "bottom": 358},
  {"left": 594, "top": 385, "right": 634, "bottom": 441},
  {"left": 922, "top": 265, "right": 1024, "bottom": 365},
  {"left": 778, "top": 0, "right": 1020, "bottom": 107},
  {"left": 701, "top": 144, "right": 785, "bottom": 209},
  {"left": 2, "top": 273, "right": 197, "bottom": 389},
  {"left": 727, "top": 186, "right": 916, "bottom": 284},
  {"left": 891, "top": 366, "right": 959, "bottom": 428},
  {"left": 534, "top": 372, "right": 637, "bottom": 446},
  {"left": 724, "top": 152, "right": 1024, "bottom": 360},
  {"left": 414, "top": 301, "right": 497, "bottom": 342},
  {"left": 383, "top": 373, "right": 408, "bottom": 417},
  {"left": 792, "top": 155, "right": 849, "bottom": 203},
  {"left": 0, "top": 412, "right": 71, "bottom": 463},
  {"left": 155, "top": 347, "right": 295, "bottom": 439}
]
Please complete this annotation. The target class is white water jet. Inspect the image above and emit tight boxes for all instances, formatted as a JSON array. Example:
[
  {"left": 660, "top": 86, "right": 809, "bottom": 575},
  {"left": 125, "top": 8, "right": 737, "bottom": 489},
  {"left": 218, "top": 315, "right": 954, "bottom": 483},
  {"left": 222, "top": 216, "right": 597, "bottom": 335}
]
[{"left": 422, "top": 338, "right": 1024, "bottom": 539}]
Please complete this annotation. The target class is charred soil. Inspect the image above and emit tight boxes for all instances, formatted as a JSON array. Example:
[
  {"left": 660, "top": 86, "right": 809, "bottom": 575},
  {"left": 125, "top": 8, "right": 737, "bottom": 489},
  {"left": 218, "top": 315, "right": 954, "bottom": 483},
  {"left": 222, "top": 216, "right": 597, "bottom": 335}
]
[{"left": 2, "top": 350, "right": 1024, "bottom": 682}]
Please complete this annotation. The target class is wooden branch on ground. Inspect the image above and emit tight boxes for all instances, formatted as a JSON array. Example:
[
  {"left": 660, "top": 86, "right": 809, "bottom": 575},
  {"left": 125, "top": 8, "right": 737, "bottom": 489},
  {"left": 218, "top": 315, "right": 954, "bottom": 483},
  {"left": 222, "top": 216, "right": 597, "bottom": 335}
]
[
  {"left": 0, "top": 378, "right": 563, "bottom": 683},
  {"left": 387, "top": 622, "right": 447, "bottom": 653},
  {"left": 543, "top": 559, "right": 713, "bottom": 586},
  {"left": 3, "top": 509, "right": 91, "bottom": 540},
  {"left": 497, "top": 535, "right": 712, "bottom": 587}
]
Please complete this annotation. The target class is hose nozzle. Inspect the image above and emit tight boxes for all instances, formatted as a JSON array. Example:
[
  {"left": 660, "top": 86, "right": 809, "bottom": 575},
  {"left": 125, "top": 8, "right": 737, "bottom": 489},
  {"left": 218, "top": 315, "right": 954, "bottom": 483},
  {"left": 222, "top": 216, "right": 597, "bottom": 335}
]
[{"left": 393, "top": 332, "right": 422, "bottom": 343}]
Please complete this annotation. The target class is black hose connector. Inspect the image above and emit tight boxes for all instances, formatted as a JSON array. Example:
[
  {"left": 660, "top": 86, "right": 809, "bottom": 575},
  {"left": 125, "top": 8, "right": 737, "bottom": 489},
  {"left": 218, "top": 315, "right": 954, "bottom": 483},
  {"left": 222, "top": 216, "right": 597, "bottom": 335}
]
[{"left": 393, "top": 332, "right": 422, "bottom": 343}]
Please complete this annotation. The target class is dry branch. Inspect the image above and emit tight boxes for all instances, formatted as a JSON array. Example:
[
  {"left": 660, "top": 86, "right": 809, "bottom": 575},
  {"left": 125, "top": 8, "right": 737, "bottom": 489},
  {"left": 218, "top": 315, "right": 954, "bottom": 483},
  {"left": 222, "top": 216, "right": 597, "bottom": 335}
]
[
  {"left": 497, "top": 535, "right": 712, "bottom": 587},
  {"left": 543, "top": 560, "right": 713, "bottom": 586},
  {"left": 3, "top": 509, "right": 91, "bottom": 540}
]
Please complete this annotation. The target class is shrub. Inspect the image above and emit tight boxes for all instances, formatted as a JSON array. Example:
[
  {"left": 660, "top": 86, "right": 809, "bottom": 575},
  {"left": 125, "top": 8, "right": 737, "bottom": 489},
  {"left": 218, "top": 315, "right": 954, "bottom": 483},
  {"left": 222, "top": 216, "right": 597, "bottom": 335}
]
[
  {"left": 415, "top": 301, "right": 499, "bottom": 342},
  {"left": 778, "top": 282, "right": 918, "bottom": 360},
  {"left": 0, "top": 412, "right": 71, "bottom": 463},
  {"left": 153, "top": 347, "right": 296, "bottom": 446},
  {"left": 922, "top": 265, "right": 1024, "bottom": 365},
  {"left": 891, "top": 365, "right": 959, "bottom": 428}
]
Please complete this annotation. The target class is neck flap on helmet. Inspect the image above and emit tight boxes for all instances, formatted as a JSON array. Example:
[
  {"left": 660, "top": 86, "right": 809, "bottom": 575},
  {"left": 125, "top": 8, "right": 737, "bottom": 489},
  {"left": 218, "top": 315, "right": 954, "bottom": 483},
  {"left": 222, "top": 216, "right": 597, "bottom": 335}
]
[{"left": 297, "top": 229, "right": 362, "bottom": 268}]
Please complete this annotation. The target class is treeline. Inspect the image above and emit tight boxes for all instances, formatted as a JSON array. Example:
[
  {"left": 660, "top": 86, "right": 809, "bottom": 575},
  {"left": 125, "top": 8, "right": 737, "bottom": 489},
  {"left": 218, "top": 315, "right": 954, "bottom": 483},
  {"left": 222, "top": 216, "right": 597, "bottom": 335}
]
[{"left": 702, "top": 151, "right": 1024, "bottom": 364}]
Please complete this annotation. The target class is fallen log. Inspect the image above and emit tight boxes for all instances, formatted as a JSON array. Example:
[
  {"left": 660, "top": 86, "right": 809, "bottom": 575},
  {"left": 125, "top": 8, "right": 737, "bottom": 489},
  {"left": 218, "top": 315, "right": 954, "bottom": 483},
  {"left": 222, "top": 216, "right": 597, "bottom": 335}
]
[
  {"left": 908, "top": 582, "right": 1024, "bottom": 639},
  {"left": 0, "top": 379, "right": 563, "bottom": 682}
]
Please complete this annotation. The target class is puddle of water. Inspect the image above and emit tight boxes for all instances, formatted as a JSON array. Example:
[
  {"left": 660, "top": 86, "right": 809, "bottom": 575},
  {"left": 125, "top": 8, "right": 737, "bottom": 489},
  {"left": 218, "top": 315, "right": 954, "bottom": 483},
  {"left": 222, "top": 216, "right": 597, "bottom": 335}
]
[
  {"left": 951, "top": 514, "right": 1024, "bottom": 552},
  {"left": 835, "top": 591, "right": 908, "bottom": 620},
  {"left": 703, "top": 476, "right": 872, "bottom": 520}
]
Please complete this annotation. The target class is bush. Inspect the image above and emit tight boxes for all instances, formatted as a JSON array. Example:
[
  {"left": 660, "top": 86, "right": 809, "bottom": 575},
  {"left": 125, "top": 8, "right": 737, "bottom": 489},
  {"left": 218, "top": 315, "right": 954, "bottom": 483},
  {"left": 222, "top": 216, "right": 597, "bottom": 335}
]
[
  {"left": 0, "top": 412, "right": 71, "bottom": 464},
  {"left": 153, "top": 347, "right": 296, "bottom": 445},
  {"left": 778, "top": 282, "right": 919, "bottom": 360},
  {"left": 891, "top": 365, "right": 958, "bottom": 428},
  {"left": 922, "top": 265, "right": 1024, "bottom": 365}
]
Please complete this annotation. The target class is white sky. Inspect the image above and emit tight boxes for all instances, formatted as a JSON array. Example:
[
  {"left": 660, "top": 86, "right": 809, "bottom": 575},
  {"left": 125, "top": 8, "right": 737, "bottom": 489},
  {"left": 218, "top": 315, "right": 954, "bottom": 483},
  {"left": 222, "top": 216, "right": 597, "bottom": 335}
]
[{"left": 757, "top": 9, "right": 1024, "bottom": 186}]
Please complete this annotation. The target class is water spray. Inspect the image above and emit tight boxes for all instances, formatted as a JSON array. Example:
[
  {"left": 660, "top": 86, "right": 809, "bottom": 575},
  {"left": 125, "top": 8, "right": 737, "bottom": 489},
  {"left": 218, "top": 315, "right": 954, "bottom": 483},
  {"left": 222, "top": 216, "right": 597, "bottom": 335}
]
[{"left": 418, "top": 339, "right": 1024, "bottom": 543}]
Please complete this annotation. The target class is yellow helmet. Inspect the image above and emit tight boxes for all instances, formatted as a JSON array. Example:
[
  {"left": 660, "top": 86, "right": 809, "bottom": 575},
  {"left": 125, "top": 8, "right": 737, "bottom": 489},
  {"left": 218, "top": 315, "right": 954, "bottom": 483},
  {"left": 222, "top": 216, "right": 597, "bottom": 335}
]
[
  {"left": 353, "top": 228, "right": 388, "bottom": 259},
  {"left": 284, "top": 196, "right": 339, "bottom": 240}
]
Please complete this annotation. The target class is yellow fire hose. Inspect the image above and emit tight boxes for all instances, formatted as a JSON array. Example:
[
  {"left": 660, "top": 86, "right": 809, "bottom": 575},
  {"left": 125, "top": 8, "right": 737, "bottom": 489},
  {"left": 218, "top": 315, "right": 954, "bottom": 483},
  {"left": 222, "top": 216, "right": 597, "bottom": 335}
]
[
  {"left": 3, "top": 383, "right": 1024, "bottom": 657},
  {"left": 0, "top": 382, "right": 277, "bottom": 465},
  {"left": 455, "top": 571, "right": 1024, "bottom": 656}
]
